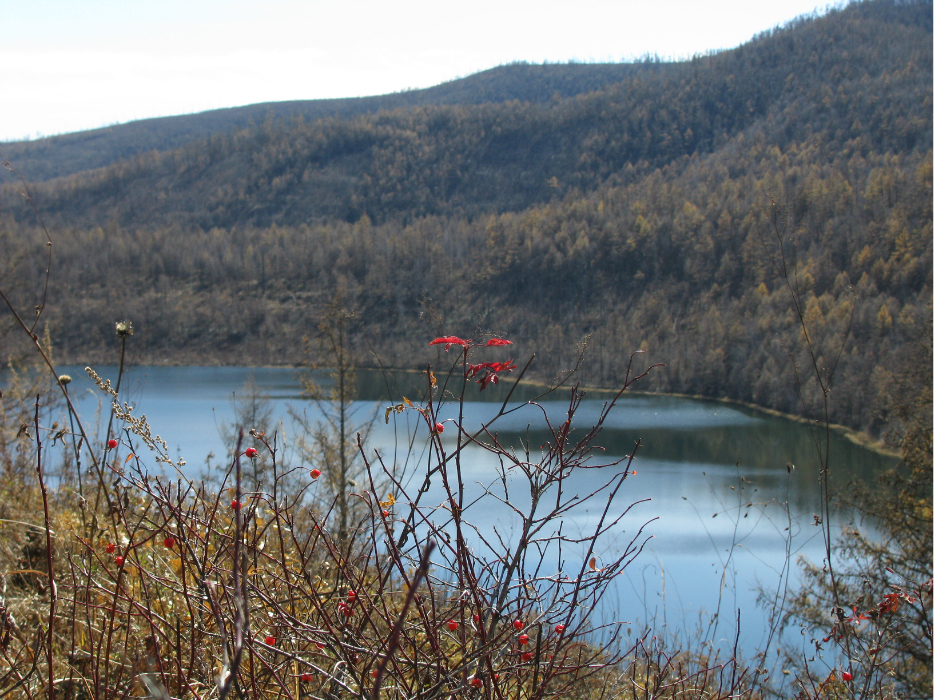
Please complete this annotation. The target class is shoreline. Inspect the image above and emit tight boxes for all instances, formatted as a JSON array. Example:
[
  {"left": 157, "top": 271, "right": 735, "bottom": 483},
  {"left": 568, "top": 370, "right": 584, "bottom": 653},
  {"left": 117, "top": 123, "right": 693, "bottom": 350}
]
[{"left": 26, "top": 360, "right": 902, "bottom": 460}]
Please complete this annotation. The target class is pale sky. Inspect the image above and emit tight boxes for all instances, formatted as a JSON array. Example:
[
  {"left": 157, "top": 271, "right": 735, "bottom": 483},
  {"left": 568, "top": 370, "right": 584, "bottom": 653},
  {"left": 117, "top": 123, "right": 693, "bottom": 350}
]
[{"left": 1, "top": 0, "right": 837, "bottom": 143}]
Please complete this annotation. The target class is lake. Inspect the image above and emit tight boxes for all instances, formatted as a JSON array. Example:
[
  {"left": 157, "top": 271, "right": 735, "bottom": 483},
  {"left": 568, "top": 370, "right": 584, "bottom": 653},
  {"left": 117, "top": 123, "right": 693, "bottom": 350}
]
[{"left": 48, "top": 364, "right": 897, "bottom": 655}]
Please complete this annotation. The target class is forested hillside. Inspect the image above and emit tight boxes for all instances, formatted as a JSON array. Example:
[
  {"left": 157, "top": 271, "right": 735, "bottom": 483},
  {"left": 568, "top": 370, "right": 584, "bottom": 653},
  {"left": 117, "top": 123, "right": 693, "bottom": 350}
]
[
  {"left": 0, "top": 62, "right": 666, "bottom": 183},
  {"left": 0, "top": 0, "right": 930, "bottom": 436}
]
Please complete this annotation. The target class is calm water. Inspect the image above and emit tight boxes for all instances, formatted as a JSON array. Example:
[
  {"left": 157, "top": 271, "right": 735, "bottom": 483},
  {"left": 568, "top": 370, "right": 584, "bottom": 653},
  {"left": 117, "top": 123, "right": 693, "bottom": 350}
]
[{"left": 47, "top": 364, "right": 896, "bottom": 653}]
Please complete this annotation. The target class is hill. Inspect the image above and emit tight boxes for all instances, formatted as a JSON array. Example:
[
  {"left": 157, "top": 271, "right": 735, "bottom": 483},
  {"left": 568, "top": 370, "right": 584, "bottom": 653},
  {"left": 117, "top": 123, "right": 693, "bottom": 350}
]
[
  {"left": 0, "top": 0, "right": 930, "bottom": 437},
  {"left": 0, "top": 62, "right": 667, "bottom": 183}
]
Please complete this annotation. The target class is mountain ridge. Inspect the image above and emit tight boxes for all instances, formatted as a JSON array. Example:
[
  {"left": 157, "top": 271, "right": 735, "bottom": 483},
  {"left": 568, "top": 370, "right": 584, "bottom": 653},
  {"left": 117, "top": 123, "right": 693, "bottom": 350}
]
[{"left": 1, "top": 62, "right": 671, "bottom": 183}]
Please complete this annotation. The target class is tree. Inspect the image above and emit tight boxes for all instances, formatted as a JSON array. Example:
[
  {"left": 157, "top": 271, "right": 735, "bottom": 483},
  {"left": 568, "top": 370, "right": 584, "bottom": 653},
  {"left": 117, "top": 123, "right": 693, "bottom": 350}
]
[
  {"left": 292, "top": 293, "right": 374, "bottom": 547},
  {"left": 781, "top": 330, "right": 932, "bottom": 700}
]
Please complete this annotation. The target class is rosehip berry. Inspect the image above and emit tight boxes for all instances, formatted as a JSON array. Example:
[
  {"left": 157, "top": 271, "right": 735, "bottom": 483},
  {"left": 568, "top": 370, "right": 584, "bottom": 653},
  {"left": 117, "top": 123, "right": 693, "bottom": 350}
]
[
  {"left": 264, "top": 635, "right": 276, "bottom": 646},
  {"left": 555, "top": 624, "right": 566, "bottom": 634},
  {"left": 513, "top": 619, "right": 524, "bottom": 631},
  {"left": 163, "top": 536, "right": 175, "bottom": 548},
  {"left": 310, "top": 469, "right": 321, "bottom": 479},
  {"left": 105, "top": 543, "right": 116, "bottom": 554},
  {"left": 470, "top": 677, "right": 483, "bottom": 688},
  {"left": 245, "top": 447, "right": 258, "bottom": 458},
  {"left": 447, "top": 620, "right": 458, "bottom": 631},
  {"left": 522, "top": 651, "right": 533, "bottom": 662},
  {"left": 107, "top": 439, "right": 118, "bottom": 449},
  {"left": 315, "top": 641, "right": 326, "bottom": 650},
  {"left": 473, "top": 614, "right": 480, "bottom": 624},
  {"left": 347, "top": 590, "right": 357, "bottom": 603},
  {"left": 841, "top": 671, "right": 853, "bottom": 682},
  {"left": 371, "top": 669, "right": 379, "bottom": 679},
  {"left": 341, "top": 605, "right": 353, "bottom": 617},
  {"left": 434, "top": 422, "right": 444, "bottom": 433},
  {"left": 382, "top": 509, "right": 390, "bottom": 517},
  {"left": 518, "top": 634, "right": 529, "bottom": 645},
  {"left": 230, "top": 500, "right": 241, "bottom": 510},
  {"left": 115, "top": 556, "right": 125, "bottom": 566},
  {"left": 301, "top": 673, "right": 314, "bottom": 682}
]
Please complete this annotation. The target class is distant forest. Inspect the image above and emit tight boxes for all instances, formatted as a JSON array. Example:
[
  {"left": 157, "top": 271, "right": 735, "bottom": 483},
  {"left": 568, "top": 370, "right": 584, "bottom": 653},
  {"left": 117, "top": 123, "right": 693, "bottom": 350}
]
[{"left": 1, "top": 0, "right": 930, "bottom": 437}]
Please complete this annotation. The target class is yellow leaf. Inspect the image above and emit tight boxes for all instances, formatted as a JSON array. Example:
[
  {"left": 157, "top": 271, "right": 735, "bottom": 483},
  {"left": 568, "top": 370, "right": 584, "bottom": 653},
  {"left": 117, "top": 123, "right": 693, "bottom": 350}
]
[
  {"left": 403, "top": 397, "right": 414, "bottom": 408},
  {"left": 589, "top": 557, "right": 597, "bottom": 571},
  {"left": 429, "top": 370, "right": 437, "bottom": 387},
  {"left": 385, "top": 407, "right": 392, "bottom": 424},
  {"left": 125, "top": 453, "right": 134, "bottom": 463}
]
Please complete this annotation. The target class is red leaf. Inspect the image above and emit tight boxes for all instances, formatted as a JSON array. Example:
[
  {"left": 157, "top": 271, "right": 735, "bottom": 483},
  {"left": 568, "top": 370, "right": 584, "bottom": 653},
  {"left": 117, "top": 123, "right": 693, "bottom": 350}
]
[
  {"left": 429, "top": 336, "right": 468, "bottom": 348},
  {"left": 486, "top": 338, "right": 513, "bottom": 346}
]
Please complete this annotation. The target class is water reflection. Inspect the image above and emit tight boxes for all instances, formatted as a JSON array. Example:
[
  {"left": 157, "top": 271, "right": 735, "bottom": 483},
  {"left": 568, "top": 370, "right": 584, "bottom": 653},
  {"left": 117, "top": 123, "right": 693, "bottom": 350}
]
[{"left": 41, "top": 364, "right": 895, "bottom": 651}]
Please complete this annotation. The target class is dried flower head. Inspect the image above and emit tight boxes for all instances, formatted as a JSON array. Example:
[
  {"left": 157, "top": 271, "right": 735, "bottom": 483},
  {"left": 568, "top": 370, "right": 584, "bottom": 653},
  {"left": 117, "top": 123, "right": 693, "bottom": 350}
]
[
  {"left": 58, "top": 374, "right": 72, "bottom": 385},
  {"left": 115, "top": 320, "right": 134, "bottom": 338}
]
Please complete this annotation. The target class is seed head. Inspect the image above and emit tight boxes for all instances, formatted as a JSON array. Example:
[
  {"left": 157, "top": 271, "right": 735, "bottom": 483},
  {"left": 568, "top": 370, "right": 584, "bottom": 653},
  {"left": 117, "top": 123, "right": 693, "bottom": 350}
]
[{"left": 115, "top": 320, "right": 134, "bottom": 338}]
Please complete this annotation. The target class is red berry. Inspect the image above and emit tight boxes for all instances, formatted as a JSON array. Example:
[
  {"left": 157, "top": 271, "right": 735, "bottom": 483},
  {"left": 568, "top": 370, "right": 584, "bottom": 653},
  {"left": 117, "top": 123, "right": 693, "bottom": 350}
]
[
  {"left": 555, "top": 624, "right": 565, "bottom": 634},
  {"left": 522, "top": 651, "right": 533, "bottom": 662},
  {"left": 310, "top": 469, "right": 321, "bottom": 479},
  {"left": 105, "top": 543, "right": 116, "bottom": 554},
  {"left": 470, "top": 677, "right": 483, "bottom": 688},
  {"left": 107, "top": 439, "right": 118, "bottom": 449},
  {"left": 264, "top": 635, "right": 276, "bottom": 646},
  {"left": 371, "top": 669, "right": 378, "bottom": 678},
  {"left": 163, "top": 536, "right": 175, "bottom": 548},
  {"left": 841, "top": 671, "right": 853, "bottom": 682},
  {"left": 301, "top": 673, "right": 314, "bottom": 682},
  {"left": 518, "top": 634, "right": 529, "bottom": 645},
  {"left": 315, "top": 641, "right": 326, "bottom": 650},
  {"left": 341, "top": 605, "right": 352, "bottom": 617},
  {"left": 382, "top": 509, "right": 390, "bottom": 517},
  {"left": 245, "top": 447, "right": 258, "bottom": 458},
  {"left": 347, "top": 590, "right": 357, "bottom": 603},
  {"left": 448, "top": 620, "right": 458, "bottom": 631},
  {"left": 115, "top": 556, "right": 125, "bottom": 566},
  {"left": 513, "top": 619, "right": 524, "bottom": 631},
  {"left": 434, "top": 422, "right": 444, "bottom": 434},
  {"left": 230, "top": 500, "right": 241, "bottom": 510},
  {"left": 473, "top": 614, "right": 480, "bottom": 624}
]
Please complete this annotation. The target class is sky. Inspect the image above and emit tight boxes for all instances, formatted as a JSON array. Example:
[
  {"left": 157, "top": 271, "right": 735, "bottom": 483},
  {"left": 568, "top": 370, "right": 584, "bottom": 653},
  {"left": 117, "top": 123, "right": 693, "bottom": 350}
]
[{"left": 1, "top": 0, "right": 837, "bottom": 143}]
